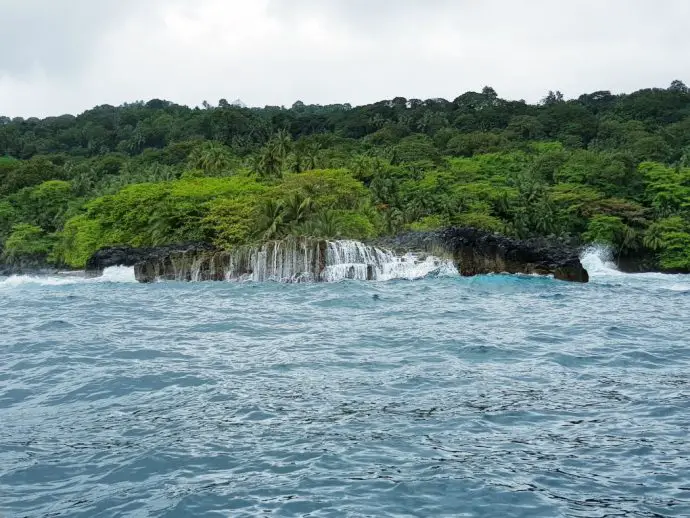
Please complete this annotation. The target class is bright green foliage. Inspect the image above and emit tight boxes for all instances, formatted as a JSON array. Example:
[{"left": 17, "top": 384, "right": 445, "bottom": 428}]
[
  {"left": 56, "top": 215, "right": 104, "bottom": 268},
  {"left": 2, "top": 82, "right": 690, "bottom": 272},
  {"left": 640, "top": 162, "right": 690, "bottom": 218},
  {"left": 203, "top": 197, "right": 262, "bottom": 249},
  {"left": 583, "top": 215, "right": 627, "bottom": 245},
  {"left": 57, "top": 177, "right": 268, "bottom": 266},
  {"left": 446, "top": 132, "right": 505, "bottom": 157},
  {"left": 644, "top": 217, "right": 690, "bottom": 270},
  {"left": 409, "top": 215, "right": 448, "bottom": 232},
  {"left": 454, "top": 213, "right": 505, "bottom": 233},
  {"left": 555, "top": 151, "right": 638, "bottom": 197},
  {"left": 658, "top": 232, "right": 690, "bottom": 270},
  {"left": 249, "top": 171, "right": 376, "bottom": 241},
  {"left": 12, "top": 180, "right": 73, "bottom": 232},
  {"left": 583, "top": 215, "right": 638, "bottom": 254},
  {"left": 0, "top": 157, "right": 62, "bottom": 196},
  {"left": 392, "top": 135, "right": 440, "bottom": 168},
  {"left": 187, "top": 141, "right": 237, "bottom": 175},
  {"left": 2, "top": 224, "right": 54, "bottom": 265},
  {"left": 279, "top": 170, "right": 368, "bottom": 211},
  {"left": 329, "top": 211, "right": 376, "bottom": 239}
]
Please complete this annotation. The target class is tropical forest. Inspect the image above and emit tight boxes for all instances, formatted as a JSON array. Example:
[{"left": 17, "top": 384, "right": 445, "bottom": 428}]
[{"left": 1, "top": 82, "right": 690, "bottom": 271}]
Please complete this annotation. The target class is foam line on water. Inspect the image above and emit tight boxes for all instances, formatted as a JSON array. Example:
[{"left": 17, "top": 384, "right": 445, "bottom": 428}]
[
  {"left": 580, "top": 244, "right": 690, "bottom": 290},
  {"left": 0, "top": 266, "right": 136, "bottom": 288}
]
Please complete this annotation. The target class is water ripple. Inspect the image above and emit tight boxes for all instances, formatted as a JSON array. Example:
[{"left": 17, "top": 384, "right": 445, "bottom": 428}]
[{"left": 1, "top": 271, "right": 689, "bottom": 517}]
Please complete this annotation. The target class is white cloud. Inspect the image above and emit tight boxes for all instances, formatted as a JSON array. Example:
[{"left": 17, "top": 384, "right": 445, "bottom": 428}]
[{"left": 0, "top": 0, "right": 688, "bottom": 117}]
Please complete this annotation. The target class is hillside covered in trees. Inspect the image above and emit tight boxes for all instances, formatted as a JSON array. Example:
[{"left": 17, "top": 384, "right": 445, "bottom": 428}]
[{"left": 1, "top": 82, "right": 690, "bottom": 272}]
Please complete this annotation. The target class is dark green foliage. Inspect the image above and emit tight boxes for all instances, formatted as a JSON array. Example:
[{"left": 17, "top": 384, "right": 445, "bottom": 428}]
[{"left": 2, "top": 82, "right": 690, "bottom": 271}]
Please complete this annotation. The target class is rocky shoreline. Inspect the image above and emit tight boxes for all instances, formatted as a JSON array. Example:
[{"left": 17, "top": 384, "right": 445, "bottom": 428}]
[
  {"left": 3, "top": 228, "right": 684, "bottom": 282},
  {"left": 84, "top": 243, "right": 216, "bottom": 277},
  {"left": 80, "top": 228, "right": 592, "bottom": 283},
  {"left": 371, "top": 228, "right": 590, "bottom": 282},
  {"left": 0, "top": 265, "right": 68, "bottom": 277}
]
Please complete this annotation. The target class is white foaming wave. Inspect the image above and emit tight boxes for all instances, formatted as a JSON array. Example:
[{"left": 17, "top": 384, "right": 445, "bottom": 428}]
[
  {"left": 321, "top": 251, "right": 458, "bottom": 282},
  {"left": 0, "top": 266, "right": 136, "bottom": 288},
  {"left": 580, "top": 244, "right": 690, "bottom": 289},
  {"left": 375, "top": 254, "right": 458, "bottom": 281},
  {"left": 98, "top": 266, "right": 137, "bottom": 283},
  {"left": 0, "top": 275, "right": 83, "bottom": 287},
  {"left": 580, "top": 245, "right": 623, "bottom": 277}
]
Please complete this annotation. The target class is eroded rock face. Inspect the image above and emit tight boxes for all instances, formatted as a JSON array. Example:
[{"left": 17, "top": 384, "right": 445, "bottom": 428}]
[
  {"left": 85, "top": 228, "right": 590, "bottom": 283},
  {"left": 84, "top": 243, "right": 215, "bottom": 277},
  {"left": 444, "top": 228, "right": 588, "bottom": 282},
  {"left": 372, "top": 228, "right": 589, "bottom": 283},
  {"left": 133, "top": 239, "right": 327, "bottom": 283},
  {"left": 0, "top": 253, "right": 62, "bottom": 276}
]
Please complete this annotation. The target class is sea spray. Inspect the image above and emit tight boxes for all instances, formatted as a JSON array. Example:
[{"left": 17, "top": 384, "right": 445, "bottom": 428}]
[
  {"left": 322, "top": 241, "right": 457, "bottom": 281},
  {"left": 580, "top": 244, "right": 622, "bottom": 277},
  {"left": 579, "top": 245, "right": 690, "bottom": 291},
  {"left": 136, "top": 238, "right": 458, "bottom": 283},
  {"left": 99, "top": 266, "right": 137, "bottom": 283},
  {"left": 0, "top": 266, "right": 137, "bottom": 289}
]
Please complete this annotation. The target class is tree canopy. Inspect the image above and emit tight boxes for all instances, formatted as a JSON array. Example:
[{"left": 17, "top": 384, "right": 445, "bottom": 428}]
[{"left": 2, "top": 81, "right": 690, "bottom": 271}]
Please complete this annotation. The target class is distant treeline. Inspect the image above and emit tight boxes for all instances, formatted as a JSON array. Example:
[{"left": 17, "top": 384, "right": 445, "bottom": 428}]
[{"left": 1, "top": 82, "right": 689, "bottom": 271}]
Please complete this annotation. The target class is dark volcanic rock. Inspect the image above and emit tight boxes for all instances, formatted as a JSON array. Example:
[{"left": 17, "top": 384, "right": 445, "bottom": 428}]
[
  {"left": 0, "top": 264, "right": 62, "bottom": 276},
  {"left": 0, "top": 254, "right": 64, "bottom": 276},
  {"left": 85, "top": 243, "right": 216, "bottom": 277},
  {"left": 133, "top": 238, "right": 328, "bottom": 283},
  {"left": 88, "top": 228, "right": 589, "bottom": 283},
  {"left": 373, "top": 227, "right": 589, "bottom": 283}
]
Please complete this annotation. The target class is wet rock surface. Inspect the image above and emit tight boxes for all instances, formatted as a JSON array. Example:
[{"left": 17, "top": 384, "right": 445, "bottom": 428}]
[
  {"left": 85, "top": 228, "right": 590, "bottom": 283},
  {"left": 84, "top": 243, "right": 216, "bottom": 277},
  {"left": 372, "top": 228, "right": 589, "bottom": 283}
]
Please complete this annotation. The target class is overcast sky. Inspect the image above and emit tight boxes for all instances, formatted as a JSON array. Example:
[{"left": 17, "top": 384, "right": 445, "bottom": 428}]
[{"left": 1, "top": 0, "right": 688, "bottom": 118}]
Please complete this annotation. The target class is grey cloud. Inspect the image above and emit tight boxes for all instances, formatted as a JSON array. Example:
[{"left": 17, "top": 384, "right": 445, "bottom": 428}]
[
  {"left": 266, "top": 0, "right": 459, "bottom": 29},
  {"left": 0, "top": 0, "right": 150, "bottom": 76},
  {"left": 0, "top": 0, "right": 688, "bottom": 117}
]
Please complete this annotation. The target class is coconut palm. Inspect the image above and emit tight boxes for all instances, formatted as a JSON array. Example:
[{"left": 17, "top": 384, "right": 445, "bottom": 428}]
[
  {"left": 257, "top": 199, "right": 285, "bottom": 240},
  {"left": 310, "top": 210, "right": 340, "bottom": 238},
  {"left": 302, "top": 144, "right": 321, "bottom": 171},
  {"left": 273, "top": 129, "right": 293, "bottom": 161},
  {"left": 285, "top": 152, "right": 302, "bottom": 173},
  {"left": 188, "top": 141, "right": 234, "bottom": 175},
  {"left": 283, "top": 193, "right": 314, "bottom": 229},
  {"left": 255, "top": 142, "right": 283, "bottom": 179},
  {"left": 643, "top": 225, "right": 664, "bottom": 251}
]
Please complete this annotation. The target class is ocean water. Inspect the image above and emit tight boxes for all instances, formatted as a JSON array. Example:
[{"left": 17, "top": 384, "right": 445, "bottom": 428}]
[{"left": 1, "top": 250, "right": 689, "bottom": 517}]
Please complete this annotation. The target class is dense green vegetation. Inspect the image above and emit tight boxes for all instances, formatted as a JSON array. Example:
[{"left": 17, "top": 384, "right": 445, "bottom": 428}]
[{"left": 2, "top": 82, "right": 690, "bottom": 271}]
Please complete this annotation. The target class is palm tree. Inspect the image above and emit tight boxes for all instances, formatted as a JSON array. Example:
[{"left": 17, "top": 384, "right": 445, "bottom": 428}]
[
  {"left": 147, "top": 199, "right": 177, "bottom": 245},
  {"left": 188, "top": 141, "right": 234, "bottom": 175},
  {"left": 283, "top": 193, "right": 314, "bottom": 229},
  {"left": 257, "top": 199, "right": 285, "bottom": 240},
  {"left": 643, "top": 225, "right": 663, "bottom": 251},
  {"left": 350, "top": 155, "right": 374, "bottom": 182},
  {"left": 287, "top": 152, "right": 303, "bottom": 173},
  {"left": 383, "top": 207, "right": 405, "bottom": 234},
  {"left": 311, "top": 210, "right": 340, "bottom": 238},
  {"left": 293, "top": 211, "right": 341, "bottom": 239},
  {"left": 303, "top": 144, "right": 321, "bottom": 171},
  {"left": 256, "top": 142, "right": 283, "bottom": 179},
  {"left": 274, "top": 129, "right": 293, "bottom": 161},
  {"left": 621, "top": 225, "right": 639, "bottom": 252}
]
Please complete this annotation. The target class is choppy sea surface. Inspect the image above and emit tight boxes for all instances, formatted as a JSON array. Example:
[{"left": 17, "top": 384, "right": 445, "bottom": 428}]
[{"left": 1, "top": 250, "right": 689, "bottom": 517}]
